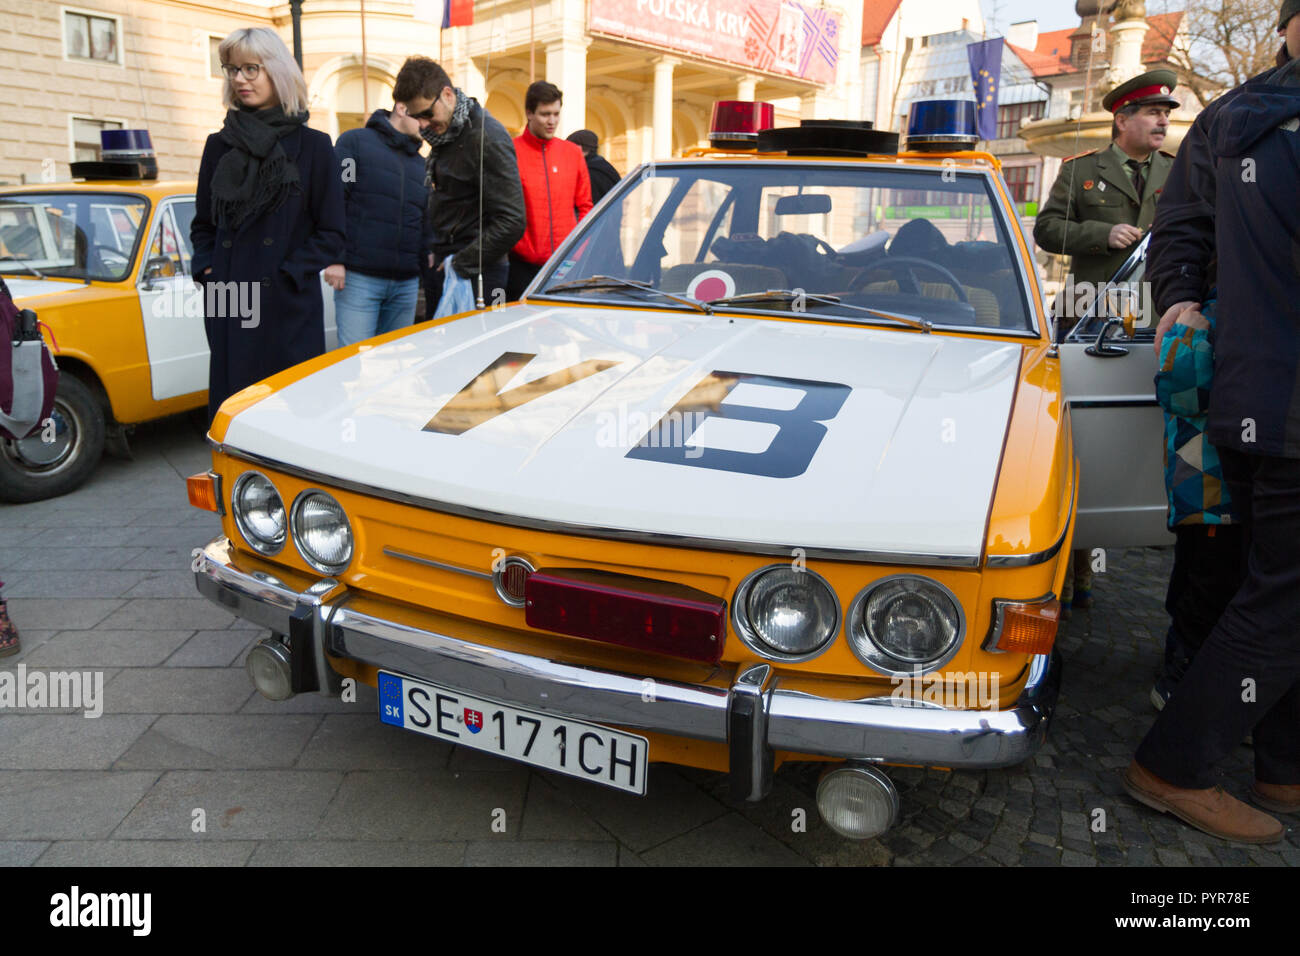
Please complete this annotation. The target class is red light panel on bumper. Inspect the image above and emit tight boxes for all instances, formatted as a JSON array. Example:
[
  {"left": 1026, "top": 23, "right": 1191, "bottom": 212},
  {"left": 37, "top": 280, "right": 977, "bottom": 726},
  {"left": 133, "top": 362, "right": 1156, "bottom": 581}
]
[{"left": 524, "top": 569, "right": 726, "bottom": 664}]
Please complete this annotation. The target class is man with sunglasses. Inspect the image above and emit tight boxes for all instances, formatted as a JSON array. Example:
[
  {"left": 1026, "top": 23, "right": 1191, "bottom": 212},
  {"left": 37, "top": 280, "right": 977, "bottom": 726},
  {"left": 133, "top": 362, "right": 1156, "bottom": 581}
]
[{"left": 392, "top": 57, "right": 524, "bottom": 317}]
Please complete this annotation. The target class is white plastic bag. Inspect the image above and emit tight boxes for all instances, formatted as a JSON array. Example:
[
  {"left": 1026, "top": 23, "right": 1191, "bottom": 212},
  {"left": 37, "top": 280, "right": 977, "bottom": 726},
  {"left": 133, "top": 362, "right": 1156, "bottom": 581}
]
[{"left": 433, "top": 254, "right": 476, "bottom": 319}]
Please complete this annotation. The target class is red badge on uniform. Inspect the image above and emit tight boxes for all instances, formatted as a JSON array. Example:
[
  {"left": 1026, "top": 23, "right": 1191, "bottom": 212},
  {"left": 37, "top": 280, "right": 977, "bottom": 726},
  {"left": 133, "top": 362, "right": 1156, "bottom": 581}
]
[{"left": 1083, "top": 180, "right": 1094, "bottom": 190}]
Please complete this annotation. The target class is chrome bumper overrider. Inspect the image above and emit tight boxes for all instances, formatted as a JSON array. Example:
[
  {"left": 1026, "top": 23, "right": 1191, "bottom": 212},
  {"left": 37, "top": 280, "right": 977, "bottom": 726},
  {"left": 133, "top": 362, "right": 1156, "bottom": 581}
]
[{"left": 193, "top": 537, "right": 1060, "bottom": 798}]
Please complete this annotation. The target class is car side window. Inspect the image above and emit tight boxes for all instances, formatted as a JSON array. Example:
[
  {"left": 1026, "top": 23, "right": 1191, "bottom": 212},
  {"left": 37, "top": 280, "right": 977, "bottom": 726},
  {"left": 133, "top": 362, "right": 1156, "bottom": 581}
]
[{"left": 146, "top": 200, "right": 195, "bottom": 276}]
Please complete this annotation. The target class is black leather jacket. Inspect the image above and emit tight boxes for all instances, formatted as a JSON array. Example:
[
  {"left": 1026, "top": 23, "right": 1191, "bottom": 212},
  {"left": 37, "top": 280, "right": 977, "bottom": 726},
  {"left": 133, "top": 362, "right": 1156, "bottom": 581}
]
[{"left": 425, "top": 99, "right": 525, "bottom": 278}]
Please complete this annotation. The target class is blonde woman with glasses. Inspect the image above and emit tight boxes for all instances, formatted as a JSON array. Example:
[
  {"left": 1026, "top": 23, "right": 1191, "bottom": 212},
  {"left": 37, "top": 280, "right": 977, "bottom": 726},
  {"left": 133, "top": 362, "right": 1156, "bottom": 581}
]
[{"left": 191, "top": 27, "right": 344, "bottom": 424}]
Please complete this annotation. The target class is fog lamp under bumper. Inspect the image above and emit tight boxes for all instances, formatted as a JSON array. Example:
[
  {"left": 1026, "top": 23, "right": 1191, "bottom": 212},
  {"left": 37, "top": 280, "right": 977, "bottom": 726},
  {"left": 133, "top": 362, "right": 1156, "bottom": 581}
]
[
  {"left": 247, "top": 638, "right": 294, "bottom": 701},
  {"left": 817, "top": 765, "right": 900, "bottom": 840}
]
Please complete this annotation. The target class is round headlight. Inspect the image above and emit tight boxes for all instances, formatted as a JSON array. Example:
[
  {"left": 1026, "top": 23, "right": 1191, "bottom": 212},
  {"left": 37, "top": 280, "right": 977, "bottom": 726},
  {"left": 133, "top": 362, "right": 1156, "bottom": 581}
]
[
  {"left": 847, "top": 575, "right": 964, "bottom": 674},
  {"left": 733, "top": 566, "right": 839, "bottom": 661},
  {"left": 231, "top": 472, "right": 286, "bottom": 555},
  {"left": 291, "top": 491, "right": 353, "bottom": 574}
]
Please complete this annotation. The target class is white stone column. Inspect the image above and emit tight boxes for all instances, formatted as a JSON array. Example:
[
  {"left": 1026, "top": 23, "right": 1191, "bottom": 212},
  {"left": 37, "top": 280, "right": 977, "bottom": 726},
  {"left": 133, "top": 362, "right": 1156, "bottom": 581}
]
[
  {"left": 735, "top": 76, "right": 757, "bottom": 101},
  {"left": 1104, "top": 18, "right": 1150, "bottom": 90},
  {"left": 545, "top": 37, "right": 590, "bottom": 137},
  {"left": 652, "top": 56, "right": 677, "bottom": 158}
]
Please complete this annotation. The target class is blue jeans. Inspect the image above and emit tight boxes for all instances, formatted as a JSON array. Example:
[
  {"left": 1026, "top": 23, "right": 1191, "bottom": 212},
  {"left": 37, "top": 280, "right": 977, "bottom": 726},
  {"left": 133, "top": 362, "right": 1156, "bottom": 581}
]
[{"left": 334, "top": 271, "right": 420, "bottom": 347}]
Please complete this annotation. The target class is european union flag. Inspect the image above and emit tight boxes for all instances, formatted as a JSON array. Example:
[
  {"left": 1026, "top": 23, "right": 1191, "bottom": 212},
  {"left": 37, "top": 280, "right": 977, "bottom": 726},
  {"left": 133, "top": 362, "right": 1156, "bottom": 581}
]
[{"left": 967, "top": 38, "right": 1003, "bottom": 141}]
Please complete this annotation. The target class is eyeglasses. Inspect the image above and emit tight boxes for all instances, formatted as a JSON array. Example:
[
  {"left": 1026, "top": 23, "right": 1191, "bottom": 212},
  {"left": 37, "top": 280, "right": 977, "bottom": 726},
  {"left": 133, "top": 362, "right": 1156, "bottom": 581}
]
[
  {"left": 221, "top": 63, "right": 263, "bottom": 81},
  {"left": 408, "top": 104, "right": 437, "bottom": 121}
]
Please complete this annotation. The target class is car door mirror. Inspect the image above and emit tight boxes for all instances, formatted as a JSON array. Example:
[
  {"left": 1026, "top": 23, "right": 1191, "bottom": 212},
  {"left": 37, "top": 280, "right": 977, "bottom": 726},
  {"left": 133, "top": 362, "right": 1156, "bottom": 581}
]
[
  {"left": 1085, "top": 317, "right": 1129, "bottom": 357},
  {"left": 141, "top": 255, "right": 176, "bottom": 289}
]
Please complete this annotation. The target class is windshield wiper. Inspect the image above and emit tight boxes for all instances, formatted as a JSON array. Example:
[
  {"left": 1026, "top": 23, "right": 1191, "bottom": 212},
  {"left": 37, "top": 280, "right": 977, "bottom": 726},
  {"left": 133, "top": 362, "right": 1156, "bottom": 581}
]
[
  {"left": 0, "top": 256, "right": 45, "bottom": 279},
  {"left": 707, "top": 289, "right": 932, "bottom": 332},
  {"left": 540, "top": 275, "right": 711, "bottom": 314}
]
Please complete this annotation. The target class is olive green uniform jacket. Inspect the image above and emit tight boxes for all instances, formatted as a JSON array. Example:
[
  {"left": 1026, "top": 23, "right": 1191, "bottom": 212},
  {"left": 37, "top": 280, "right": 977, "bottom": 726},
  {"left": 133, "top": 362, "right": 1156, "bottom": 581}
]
[{"left": 1033, "top": 145, "right": 1175, "bottom": 286}]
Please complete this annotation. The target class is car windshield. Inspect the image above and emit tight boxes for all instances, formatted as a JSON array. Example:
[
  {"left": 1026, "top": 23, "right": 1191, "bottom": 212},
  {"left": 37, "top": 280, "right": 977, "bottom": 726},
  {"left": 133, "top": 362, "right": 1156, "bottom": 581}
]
[
  {"left": 533, "top": 162, "right": 1033, "bottom": 332},
  {"left": 0, "top": 192, "right": 148, "bottom": 282}
]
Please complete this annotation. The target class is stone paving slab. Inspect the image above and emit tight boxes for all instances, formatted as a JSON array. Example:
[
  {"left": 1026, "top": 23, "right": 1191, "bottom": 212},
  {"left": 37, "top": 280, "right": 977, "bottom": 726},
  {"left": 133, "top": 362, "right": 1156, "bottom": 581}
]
[
  {"left": 22, "top": 629, "right": 194, "bottom": 668},
  {"left": 0, "top": 841, "right": 50, "bottom": 865},
  {"left": 0, "top": 715, "right": 157, "bottom": 769},
  {"left": 542, "top": 765, "right": 730, "bottom": 853},
  {"left": 0, "top": 771, "right": 160, "bottom": 840},
  {"left": 114, "top": 715, "right": 321, "bottom": 769},
  {"left": 639, "top": 812, "right": 810, "bottom": 866},
  {"left": 3, "top": 547, "right": 150, "bottom": 571},
  {"left": 246, "top": 840, "right": 468, "bottom": 867},
  {"left": 95, "top": 599, "right": 236, "bottom": 631},
  {"left": 33, "top": 840, "right": 256, "bottom": 867},
  {"left": 295, "top": 714, "right": 454, "bottom": 770},
  {"left": 2, "top": 599, "right": 123, "bottom": 632},
  {"left": 112, "top": 770, "right": 345, "bottom": 841},
  {"left": 164, "top": 630, "right": 256, "bottom": 668},
  {"left": 314, "top": 769, "right": 530, "bottom": 842},
  {"left": 101, "top": 668, "right": 254, "bottom": 714},
  {"left": 0, "top": 666, "right": 121, "bottom": 714},
  {"left": 464, "top": 839, "right": 618, "bottom": 866}
]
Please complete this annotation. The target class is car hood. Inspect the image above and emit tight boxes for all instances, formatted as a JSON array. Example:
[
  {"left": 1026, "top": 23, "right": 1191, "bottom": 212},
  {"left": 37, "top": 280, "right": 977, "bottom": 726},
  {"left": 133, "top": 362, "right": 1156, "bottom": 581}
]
[
  {"left": 3, "top": 277, "right": 88, "bottom": 302},
  {"left": 222, "top": 304, "right": 1023, "bottom": 561}
]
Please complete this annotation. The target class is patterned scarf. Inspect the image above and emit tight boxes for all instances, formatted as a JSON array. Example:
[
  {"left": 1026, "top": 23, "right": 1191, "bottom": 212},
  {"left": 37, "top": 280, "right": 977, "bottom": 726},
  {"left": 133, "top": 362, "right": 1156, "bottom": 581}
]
[
  {"left": 210, "top": 105, "right": 307, "bottom": 232},
  {"left": 420, "top": 88, "right": 472, "bottom": 180}
]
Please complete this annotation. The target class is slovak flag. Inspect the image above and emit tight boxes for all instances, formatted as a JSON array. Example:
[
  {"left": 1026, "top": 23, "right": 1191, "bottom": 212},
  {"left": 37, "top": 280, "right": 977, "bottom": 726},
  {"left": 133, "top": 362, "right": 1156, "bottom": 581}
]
[
  {"left": 443, "top": 0, "right": 473, "bottom": 27},
  {"left": 464, "top": 708, "right": 483, "bottom": 733}
]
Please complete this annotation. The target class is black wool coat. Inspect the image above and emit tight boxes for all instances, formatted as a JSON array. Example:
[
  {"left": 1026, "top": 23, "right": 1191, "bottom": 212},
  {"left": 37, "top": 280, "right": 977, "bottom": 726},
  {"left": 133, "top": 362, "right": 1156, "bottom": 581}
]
[
  {"left": 1148, "top": 62, "right": 1300, "bottom": 458},
  {"left": 191, "top": 124, "right": 345, "bottom": 424}
]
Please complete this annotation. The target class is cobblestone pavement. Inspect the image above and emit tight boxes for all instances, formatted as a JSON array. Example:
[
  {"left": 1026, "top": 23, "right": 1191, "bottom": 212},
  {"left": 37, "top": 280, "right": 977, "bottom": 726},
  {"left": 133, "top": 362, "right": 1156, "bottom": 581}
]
[{"left": 1, "top": 417, "right": 1297, "bottom": 866}]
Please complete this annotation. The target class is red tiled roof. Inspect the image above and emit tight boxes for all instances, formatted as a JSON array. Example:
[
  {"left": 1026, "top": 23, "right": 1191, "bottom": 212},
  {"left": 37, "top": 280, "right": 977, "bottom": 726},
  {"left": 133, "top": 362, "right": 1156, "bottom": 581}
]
[
  {"left": 1141, "top": 11, "right": 1183, "bottom": 63},
  {"left": 1012, "top": 13, "right": 1185, "bottom": 77},
  {"left": 862, "top": 0, "right": 905, "bottom": 46}
]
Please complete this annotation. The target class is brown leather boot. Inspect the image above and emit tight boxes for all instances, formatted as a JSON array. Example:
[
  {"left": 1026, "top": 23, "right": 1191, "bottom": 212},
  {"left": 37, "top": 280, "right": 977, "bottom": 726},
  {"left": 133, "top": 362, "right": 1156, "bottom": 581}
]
[
  {"left": 1123, "top": 760, "right": 1284, "bottom": 844},
  {"left": 1251, "top": 781, "right": 1300, "bottom": 815}
]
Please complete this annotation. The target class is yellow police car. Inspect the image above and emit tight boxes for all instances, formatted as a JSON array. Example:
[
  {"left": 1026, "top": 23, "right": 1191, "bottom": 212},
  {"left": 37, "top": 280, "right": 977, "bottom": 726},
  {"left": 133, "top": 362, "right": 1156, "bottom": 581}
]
[
  {"left": 1, "top": 130, "right": 334, "bottom": 503},
  {"left": 189, "top": 102, "right": 1166, "bottom": 839}
]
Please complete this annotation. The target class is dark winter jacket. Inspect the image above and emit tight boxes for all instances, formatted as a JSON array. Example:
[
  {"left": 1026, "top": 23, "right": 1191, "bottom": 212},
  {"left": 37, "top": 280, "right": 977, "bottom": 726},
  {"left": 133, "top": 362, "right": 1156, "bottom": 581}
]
[
  {"left": 335, "top": 110, "right": 430, "bottom": 280},
  {"left": 584, "top": 153, "right": 621, "bottom": 204},
  {"left": 1148, "top": 61, "right": 1300, "bottom": 457},
  {"left": 192, "top": 124, "right": 345, "bottom": 424},
  {"left": 425, "top": 99, "right": 525, "bottom": 279}
]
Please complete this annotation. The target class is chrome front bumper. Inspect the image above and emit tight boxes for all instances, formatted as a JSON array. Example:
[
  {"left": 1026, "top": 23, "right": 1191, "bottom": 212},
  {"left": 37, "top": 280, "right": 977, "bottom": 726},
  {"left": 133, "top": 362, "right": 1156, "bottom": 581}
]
[{"left": 193, "top": 536, "right": 1061, "bottom": 799}]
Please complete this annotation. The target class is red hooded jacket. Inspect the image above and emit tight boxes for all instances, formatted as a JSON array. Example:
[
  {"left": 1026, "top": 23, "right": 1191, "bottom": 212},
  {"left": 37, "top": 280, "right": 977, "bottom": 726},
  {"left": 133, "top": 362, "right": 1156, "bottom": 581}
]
[{"left": 512, "top": 128, "right": 593, "bottom": 265}]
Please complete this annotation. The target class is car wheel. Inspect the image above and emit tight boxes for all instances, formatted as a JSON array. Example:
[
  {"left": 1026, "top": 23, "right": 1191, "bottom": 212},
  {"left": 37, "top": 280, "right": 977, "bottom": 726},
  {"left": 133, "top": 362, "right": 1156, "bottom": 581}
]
[{"left": 0, "top": 375, "right": 107, "bottom": 503}]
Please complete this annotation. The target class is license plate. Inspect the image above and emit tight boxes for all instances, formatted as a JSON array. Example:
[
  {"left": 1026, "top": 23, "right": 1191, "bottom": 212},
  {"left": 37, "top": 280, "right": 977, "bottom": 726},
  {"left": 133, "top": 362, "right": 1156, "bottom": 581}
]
[{"left": 378, "top": 671, "right": 648, "bottom": 795}]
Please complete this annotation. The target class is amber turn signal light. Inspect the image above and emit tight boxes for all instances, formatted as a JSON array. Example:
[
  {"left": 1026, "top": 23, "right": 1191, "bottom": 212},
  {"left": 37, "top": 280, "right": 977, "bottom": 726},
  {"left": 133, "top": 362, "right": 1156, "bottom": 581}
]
[
  {"left": 187, "top": 472, "right": 220, "bottom": 513},
  {"left": 984, "top": 597, "right": 1059, "bottom": 655}
]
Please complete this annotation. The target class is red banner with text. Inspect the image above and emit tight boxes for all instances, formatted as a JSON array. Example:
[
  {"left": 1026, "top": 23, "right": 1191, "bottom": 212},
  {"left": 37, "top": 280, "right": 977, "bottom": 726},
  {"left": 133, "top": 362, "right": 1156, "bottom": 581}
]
[{"left": 589, "top": 0, "right": 842, "bottom": 84}]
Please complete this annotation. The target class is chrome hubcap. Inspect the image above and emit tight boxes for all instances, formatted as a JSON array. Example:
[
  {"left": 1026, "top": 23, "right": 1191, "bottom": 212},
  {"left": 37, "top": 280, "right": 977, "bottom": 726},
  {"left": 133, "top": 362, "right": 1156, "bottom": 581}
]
[{"left": 4, "top": 403, "right": 76, "bottom": 470}]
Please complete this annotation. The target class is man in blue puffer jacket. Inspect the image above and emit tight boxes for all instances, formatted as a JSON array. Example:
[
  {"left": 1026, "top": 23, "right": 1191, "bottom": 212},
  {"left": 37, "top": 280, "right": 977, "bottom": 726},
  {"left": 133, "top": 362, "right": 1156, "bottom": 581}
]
[
  {"left": 328, "top": 104, "right": 432, "bottom": 346},
  {"left": 1150, "top": 299, "right": 1244, "bottom": 712}
]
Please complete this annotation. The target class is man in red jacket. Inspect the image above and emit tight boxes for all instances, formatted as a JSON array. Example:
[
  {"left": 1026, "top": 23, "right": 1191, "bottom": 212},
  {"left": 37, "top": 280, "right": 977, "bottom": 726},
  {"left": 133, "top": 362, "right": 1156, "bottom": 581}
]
[{"left": 507, "top": 81, "right": 593, "bottom": 300}]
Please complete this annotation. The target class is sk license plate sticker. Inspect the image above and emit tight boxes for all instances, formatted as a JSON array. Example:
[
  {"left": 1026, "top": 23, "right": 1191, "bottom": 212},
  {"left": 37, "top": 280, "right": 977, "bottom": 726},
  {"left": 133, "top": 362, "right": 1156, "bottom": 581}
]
[{"left": 378, "top": 672, "right": 648, "bottom": 795}]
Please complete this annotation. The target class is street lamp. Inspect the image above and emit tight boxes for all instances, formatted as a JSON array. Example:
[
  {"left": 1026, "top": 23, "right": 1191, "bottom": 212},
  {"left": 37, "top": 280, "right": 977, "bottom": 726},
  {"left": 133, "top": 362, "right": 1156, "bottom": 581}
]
[{"left": 290, "top": 0, "right": 304, "bottom": 69}]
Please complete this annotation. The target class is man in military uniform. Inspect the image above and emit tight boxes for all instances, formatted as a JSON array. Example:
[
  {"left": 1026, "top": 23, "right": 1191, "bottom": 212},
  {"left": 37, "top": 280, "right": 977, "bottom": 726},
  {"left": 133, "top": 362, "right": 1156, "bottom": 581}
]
[
  {"left": 1034, "top": 68, "right": 1181, "bottom": 289},
  {"left": 1034, "top": 69, "right": 1181, "bottom": 615}
]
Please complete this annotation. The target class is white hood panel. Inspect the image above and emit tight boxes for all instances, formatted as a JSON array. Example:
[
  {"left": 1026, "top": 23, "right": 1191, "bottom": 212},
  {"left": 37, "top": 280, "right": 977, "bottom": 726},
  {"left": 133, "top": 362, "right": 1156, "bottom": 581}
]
[{"left": 223, "top": 305, "right": 1022, "bottom": 559}]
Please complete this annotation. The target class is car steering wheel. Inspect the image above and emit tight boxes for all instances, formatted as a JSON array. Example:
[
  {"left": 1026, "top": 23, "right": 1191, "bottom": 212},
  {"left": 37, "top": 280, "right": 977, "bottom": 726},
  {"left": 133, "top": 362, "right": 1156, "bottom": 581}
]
[
  {"left": 90, "top": 244, "right": 129, "bottom": 274},
  {"left": 853, "top": 256, "right": 969, "bottom": 303}
]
